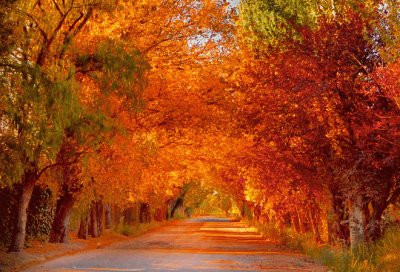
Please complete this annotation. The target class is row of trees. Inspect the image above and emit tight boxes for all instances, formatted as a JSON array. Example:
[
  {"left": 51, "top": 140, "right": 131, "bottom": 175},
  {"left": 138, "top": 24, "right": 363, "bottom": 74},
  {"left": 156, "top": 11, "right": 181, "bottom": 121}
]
[
  {"left": 1, "top": 0, "right": 399, "bottom": 253},
  {"left": 0, "top": 0, "right": 237, "bottom": 252},
  {"left": 232, "top": 0, "right": 400, "bottom": 248}
]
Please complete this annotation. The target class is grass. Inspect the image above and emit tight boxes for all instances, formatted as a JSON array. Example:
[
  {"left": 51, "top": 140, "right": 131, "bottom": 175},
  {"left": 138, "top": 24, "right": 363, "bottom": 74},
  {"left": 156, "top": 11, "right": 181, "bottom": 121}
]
[
  {"left": 301, "top": 229, "right": 400, "bottom": 272},
  {"left": 251, "top": 221, "right": 400, "bottom": 272}
]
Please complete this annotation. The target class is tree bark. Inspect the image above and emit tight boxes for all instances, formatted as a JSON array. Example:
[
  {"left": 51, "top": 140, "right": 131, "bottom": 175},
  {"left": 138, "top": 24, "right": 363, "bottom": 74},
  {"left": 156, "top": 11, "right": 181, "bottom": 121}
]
[
  {"left": 50, "top": 136, "right": 82, "bottom": 242},
  {"left": 96, "top": 200, "right": 104, "bottom": 236},
  {"left": 49, "top": 188, "right": 75, "bottom": 243},
  {"left": 308, "top": 208, "right": 322, "bottom": 242},
  {"left": 8, "top": 170, "right": 37, "bottom": 252},
  {"left": 89, "top": 203, "right": 99, "bottom": 238},
  {"left": 167, "top": 200, "right": 175, "bottom": 219},
  {"left": 295, "top": 206, "right": 304, "bottom": 233},
  {"left": 171, "top": 198, "right": 184, "bottom": 218},
  {"left": 290, "top": 214, "right": 299, "bottom": 232},
  {"left": 328, "top": 188, "right": 350, "bottom": 245},
  {"left": 105, "top": 204, "right": 112, "bottom": 229},
  {"left": 78, "top": 215, "right": 88, "bottom": 239},
  {"left": 154, "top": 205, "right": 166, "bottom": 222},
  {"left": 349, "top": 195, "right": 365, "bottom": 249},
  {"left": 123, "top": 207, "right": 135, "bottom": 225},
  {"left": 365, "top": 200, "right": 386, "bottom": 242},
  {"left": 139, "top": 203, "right": 151, "bottom": 223}
]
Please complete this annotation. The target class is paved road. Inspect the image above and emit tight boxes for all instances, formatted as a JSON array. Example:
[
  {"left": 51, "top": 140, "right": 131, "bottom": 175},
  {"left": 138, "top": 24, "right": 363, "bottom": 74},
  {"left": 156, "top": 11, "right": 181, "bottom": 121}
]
[{"left": 25, "top": 217, "right": 326, "bottom": 272}]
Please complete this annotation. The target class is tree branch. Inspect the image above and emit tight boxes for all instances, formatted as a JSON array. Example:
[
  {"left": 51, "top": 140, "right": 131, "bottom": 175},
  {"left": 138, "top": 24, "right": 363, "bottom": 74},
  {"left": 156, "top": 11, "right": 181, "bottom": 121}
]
[
  {"left": 52, "top": 0, "right": 64, "bottom": 17},
  {"left": 387, "top": 186, "right": 400, "bottom": 206},
  {"left": 17, "top": 9, "right": 48, "bottom": 42}
]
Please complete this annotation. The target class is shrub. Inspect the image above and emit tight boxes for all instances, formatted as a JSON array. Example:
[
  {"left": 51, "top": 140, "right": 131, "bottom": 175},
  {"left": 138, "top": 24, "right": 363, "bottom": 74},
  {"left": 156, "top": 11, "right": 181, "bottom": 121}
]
[
  {"left": 26, "top": 187, "right": 56, "bottom": 242},
  {"left": 115, "top": 221, "right": 163, "bottom": 237},
  {"left": 116, "top": 224, "right": 133, "bottom": 236}
]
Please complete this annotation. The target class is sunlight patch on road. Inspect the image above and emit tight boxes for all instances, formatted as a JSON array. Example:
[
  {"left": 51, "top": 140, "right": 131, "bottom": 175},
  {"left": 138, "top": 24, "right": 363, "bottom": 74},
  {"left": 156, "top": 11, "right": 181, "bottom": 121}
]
[
  {"left": 72, "top": 267, "right": 144, "bottom": 271},
  {"left": 200, "top": 227, "right": 258, "bottom": 233},
  {"left": 202, "top": 233, "right": 262, "bottom": 238},
  {"left": 151, "top": 248, "right": 305, "bottom": 256}
]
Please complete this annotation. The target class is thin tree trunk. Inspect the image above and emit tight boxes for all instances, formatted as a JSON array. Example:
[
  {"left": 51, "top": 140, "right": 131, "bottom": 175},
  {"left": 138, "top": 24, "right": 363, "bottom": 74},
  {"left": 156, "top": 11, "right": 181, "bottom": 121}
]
[
  {"left": 295, "top": 206, "right": 304, "bottom": 233},
  {"left": 290, "top": 214, "right": 299, "bottom": 232},
  {"left": 89, "top": 203, "right": 99, "bottom": 238},
  {"left": 96, "top": 200, "right": 104, "bottom": 236},
  {"left": 167, "top": 200, "right": 175, "bottom": 219},
  {"left": 8, "top": 170, "right": 37, "bottom": 252},
  {"left": 308, "top": 208, "right": 322, "bottom": 242},
  {"left": 105, "top": 204, "right": 112, "bottom": 229},
  {"left": 171, "top": 198, "right": 184, "bottom": 218},
  {"left": 78, "top": 215, "right": 88, "bottom": 239}
]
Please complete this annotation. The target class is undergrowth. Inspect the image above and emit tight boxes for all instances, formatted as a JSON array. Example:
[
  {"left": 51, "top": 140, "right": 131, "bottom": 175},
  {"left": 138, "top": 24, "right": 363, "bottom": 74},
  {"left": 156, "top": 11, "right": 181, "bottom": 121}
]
[
  {"left": 115, "top": 221, "right": 164, "bottom": 238},
  {"left": 252, "top": 221, "right": 400, "bottom": 272}
]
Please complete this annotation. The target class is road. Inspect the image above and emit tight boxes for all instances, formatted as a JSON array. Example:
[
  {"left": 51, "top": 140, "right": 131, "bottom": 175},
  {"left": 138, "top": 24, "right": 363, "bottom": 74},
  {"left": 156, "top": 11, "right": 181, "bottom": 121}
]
[{"left": 24, "top": 217, "right": 327, "bottom": 272}]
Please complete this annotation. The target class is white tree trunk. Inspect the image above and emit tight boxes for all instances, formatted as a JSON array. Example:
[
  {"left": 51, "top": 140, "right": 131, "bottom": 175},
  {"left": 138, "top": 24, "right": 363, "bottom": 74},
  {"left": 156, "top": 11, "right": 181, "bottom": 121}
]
[{"left": 349, "top": 195, "right": 365, "bottom": 249}]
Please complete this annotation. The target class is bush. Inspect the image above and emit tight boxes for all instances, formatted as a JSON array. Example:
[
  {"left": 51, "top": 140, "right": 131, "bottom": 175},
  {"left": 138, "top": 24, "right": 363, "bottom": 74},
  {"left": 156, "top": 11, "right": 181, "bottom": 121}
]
[
  {"left": 116, "top": 224, "right": 133, "bottom": 236},
  {"left": 0, "top": 187, "right": 19, "bottom": 248},
  {"left": 26, "top": 187, "right": 56, "bottom": 242}
]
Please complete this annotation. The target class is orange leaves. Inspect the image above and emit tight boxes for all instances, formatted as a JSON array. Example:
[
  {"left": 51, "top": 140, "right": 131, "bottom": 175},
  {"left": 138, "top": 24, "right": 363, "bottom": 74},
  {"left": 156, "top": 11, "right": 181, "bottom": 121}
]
[
  {"left": 41, "top": 0, "right": 242, "bottom": 210},
  {"left": 375, "top": 60, "right": 400, "bottom": 109}
]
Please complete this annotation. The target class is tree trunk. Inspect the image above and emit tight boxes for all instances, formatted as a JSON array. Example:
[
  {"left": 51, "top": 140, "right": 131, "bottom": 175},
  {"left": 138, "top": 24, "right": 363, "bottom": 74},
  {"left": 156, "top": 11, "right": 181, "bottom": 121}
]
[
  {"left": 308, "top": 208, "right": 322, "bottom": 242},
  {"left": 290, "top": 214, "right": 299, "bottom": 232},
  {"left": 8, "top": 170, "right": 37, "bottom": 252},
  {"left": 328, "top": 189, "right": 350, "bottom": 245},
  {"left": 49, "top": 189, "right": 75, "bottom": 243},
  {"left": 78, "top": 215, "right": 88, "bottom": 239},
  {"left": 154, "top": 205, "right": 167, "bottom": 222},
  {"left": 50, "top": 136, "right": 82, "bottom": 242},
  {"left": 123, "top": 207, "right": 135, "bottom": 225},
  {"left": 167, "top": 200, "right": 175, "bottom": 219},
  {"left": 105, "top": 204, "right": 112, "bottom": 229},
  {"left": 96, "top": 201, "right": 104, "bottom": 236},
  {"left": 89, "top": 203, "right": 99, "bottom": 238},
  {"left": 114, "top": 205, "right": 124, "bottom": 226},
  {"left": 171, "top": 198, "right": 184, "bottom": 218},
  {"left": 139, "top": 203, "right": 151, "bottom": 223},
  {"left": 349, "top": 195, "right": 365, "bottom": 249},
  {"left": 295, "top": 206, "right": 304, "bottom": 233},
  {"left": 365, "top": 201, "right": 385, "bottom": 243}
]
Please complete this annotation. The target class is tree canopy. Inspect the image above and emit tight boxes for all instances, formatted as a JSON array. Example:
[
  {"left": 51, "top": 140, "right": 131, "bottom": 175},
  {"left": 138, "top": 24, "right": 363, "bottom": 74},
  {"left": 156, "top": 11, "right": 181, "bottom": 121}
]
[{"left": 1, "top": 0, "right": 400, "bottom": 257}]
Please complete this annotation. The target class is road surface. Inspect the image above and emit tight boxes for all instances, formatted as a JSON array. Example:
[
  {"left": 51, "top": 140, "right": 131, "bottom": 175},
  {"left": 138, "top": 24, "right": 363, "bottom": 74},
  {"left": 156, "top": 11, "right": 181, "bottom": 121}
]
[{"left": 25, "top": 217, "right": 327, "bottom": 272}]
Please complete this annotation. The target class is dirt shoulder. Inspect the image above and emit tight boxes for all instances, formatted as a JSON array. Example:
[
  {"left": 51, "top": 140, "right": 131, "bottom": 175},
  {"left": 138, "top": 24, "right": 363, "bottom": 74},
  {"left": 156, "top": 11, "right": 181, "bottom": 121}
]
[{"left": 0, "top": 230, "right": 131, "bottom": 272}]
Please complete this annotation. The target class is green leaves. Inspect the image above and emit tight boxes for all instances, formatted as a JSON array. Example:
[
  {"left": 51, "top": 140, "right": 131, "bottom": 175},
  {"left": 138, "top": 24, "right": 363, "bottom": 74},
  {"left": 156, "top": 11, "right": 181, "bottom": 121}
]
[
  {"left": 76, "top": 39, "right": 149, "bottom": 112},
  {"left": 239, "top": 0, "right": 317, "bottom": 49},
  {"left": 0, "top": 63, "right": 79, "bottom": 185}
]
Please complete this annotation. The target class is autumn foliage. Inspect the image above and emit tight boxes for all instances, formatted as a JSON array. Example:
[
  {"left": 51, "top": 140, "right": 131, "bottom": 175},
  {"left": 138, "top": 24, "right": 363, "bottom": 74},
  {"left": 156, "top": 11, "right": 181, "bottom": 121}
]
[{"left": 0, "top": 0, "right": 400, "bottom": 256}]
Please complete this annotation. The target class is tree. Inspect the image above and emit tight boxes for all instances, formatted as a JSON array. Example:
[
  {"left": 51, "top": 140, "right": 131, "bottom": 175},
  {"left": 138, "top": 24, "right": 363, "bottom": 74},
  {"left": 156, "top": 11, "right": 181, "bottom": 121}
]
[{"left": 1, "top": 0, "right": 117, "bottom": 252}]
